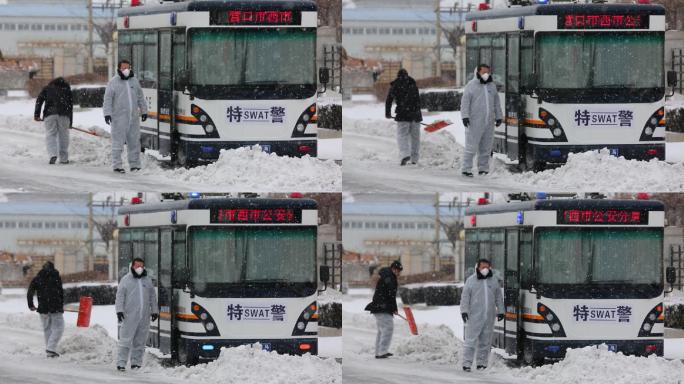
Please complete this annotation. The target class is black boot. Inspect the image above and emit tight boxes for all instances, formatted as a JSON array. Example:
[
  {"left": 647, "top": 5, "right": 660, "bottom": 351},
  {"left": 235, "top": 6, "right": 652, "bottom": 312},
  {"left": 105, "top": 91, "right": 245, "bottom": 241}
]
[
  {"left": 400, "top": 156, "right": 410, "bottom": 166},
  {"left": 478, "top": 171, "right": 488, "bottom": 176},
  {"left": 462, "top": 171, "right": 473, "bottom": 177},
  {"left": 113, "top": 168, "right": 125, "bottom": 174},
  {"left": 49, "top": 156, "right": 57, "bottom": 164},
  {"left": 463, "top": 366, "right": 471, "bottom": 372},
  {"left": 476, "top": 365, "right": 487, "bottom": 370},
  {"left": 131, "top": 365, "right": 141, "bottom": 370},
  {"left": 117, "top": 366, "right": 125, "bottom": 371}
]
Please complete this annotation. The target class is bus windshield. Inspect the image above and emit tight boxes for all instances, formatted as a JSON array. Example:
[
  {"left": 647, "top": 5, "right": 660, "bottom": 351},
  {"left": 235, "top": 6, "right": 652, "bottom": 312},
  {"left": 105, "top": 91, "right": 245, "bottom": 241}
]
[
  {"left": 188, "top": 28, "right": 316, "bottom": 97},
  {"left": 189, "top": 226, "right": 316, "bottom": 285},
  {"left": 536, "top": 228, "right": 662, "bottom": 285},
  {"left": 537, "top": 32, "right": 663, "bottom": 90}
]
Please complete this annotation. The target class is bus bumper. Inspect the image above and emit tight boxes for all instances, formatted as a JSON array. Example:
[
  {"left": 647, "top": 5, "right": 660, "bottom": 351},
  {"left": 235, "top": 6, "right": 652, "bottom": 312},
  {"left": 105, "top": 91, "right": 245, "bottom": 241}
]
[
  {"left": 530, "top": 143, "right": 665, "bottom": 163},
  {"left": 182, "top": 139, "right": 318, "bottom": 161},
  {"left": 527, "top": 339, "right": 663, "bottom": 360},
  {"left": 184, "top": 338, "right": 318, "bottom": 361}
]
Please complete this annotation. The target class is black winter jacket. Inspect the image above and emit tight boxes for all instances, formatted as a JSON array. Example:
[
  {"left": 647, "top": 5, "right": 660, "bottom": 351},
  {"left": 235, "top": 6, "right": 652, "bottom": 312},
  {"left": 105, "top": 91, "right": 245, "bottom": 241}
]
[
  {"left": 365, "top": 267, "right": 399, "bottom": 314},
  {"left": 27, "top": 261, "right": 64, "bottom": 314},
  {"left": 385, "top": 72, "right": 422, "bottom": 122},
  {"left": 34, "top": 77, "right": 73, "bottom": 126}
]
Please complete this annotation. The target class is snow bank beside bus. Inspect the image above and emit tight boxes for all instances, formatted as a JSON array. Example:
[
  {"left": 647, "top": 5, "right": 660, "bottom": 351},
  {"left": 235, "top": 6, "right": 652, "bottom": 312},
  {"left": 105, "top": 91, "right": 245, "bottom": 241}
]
[{"left": 504, "top": 344, "right": 684, "bottom": 384}]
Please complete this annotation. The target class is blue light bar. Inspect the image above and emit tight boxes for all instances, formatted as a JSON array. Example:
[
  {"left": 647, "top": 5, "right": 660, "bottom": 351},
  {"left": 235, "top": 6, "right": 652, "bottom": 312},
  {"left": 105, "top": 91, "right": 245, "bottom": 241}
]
[
  {"left": 537, "top": 0, "right": 549, "bottom": 4},
  {"left": 202, "top": 344, "right": 215, "bottom": 351},
  {"left": 549, "top": 149, "right": 562, "bottom": 158},
  {"left": 189, "top": 192, "right": 201, "bottom": 199},
  {"left": 518, "top": 16, "right": 525, "bottom": 29},
  {"left": 170, "top": 210, "right": 177, "bottom": 224},
  {"left": 516, "top": 211, "right": 524, "bottom": 225},
  {"left": 535, "top": 192, "right": 547, "bottom": 200}
]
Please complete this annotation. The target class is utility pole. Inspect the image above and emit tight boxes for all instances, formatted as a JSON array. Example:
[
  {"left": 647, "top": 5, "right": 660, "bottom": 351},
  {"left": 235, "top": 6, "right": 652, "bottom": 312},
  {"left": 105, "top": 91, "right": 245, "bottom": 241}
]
[
  {"left": 434, "top": 192, "right": 441, "bottom": 272},
  {"left": 88, "top": 192, "right": 94, "bottom": 272},
  {"left": 435, "top": 0, "right": 442, "bottom": 78},
  {"left": 88, "top": 0, "right": 94, "bottom": 74}
]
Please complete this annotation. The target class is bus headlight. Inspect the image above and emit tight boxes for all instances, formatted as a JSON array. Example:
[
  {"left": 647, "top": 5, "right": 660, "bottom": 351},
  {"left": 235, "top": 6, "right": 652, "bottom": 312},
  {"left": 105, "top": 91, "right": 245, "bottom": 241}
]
[
  {"left": 297, "top": 321, "right": 305, "bottom": 330},
  {"left": 539, "top": 108, "right": 566, "bottom": 142},
  {"left": 642, "top": 323, "right": 651, "bottom": 331},
  {"left": 200, "top": 312, "right": 208, "bottom": 320},
  {"left": 638, "top": 303, "right": 663, "bottom": 337},
  {"left": 205, "top": 124, "right": 215, "bottom": 133},
  {"left": 200, "top": 114, "right": 208, "bottom": 123},
  {"left": 644, "top": 127, "right": 653, "bottom": 136},
  {"left": 547, "top": 118, "right": 556, "bottom": 126},
  {"left": 206, "top": 322, "right": 215, "bottom": 331},
  {"left": 292, "top": 301, "right": 318, "bottom": 336},
  {"left": 552, "top": 128, "right": 562, "bottom": 137},
  {"left": 649, "top": 313, "right": 656, "bottom": 321},
  {"left": 551, "top": 323, "right": 561, "bottom": 332},
  {"left": 303, "top": 312, "right": 311, "bottom": 320},
  {"left": 546, "top": 313, "right": 554, "bottom": 321},
  {"left": 650, "top": 117, "right": 658, "bottom": 125},
  {"left": 302, "top": 114, "right": 310, "bottom": 122},
  {"left": 537, "top": 302, "right": 566, "bottom": 337},
  {"left": 640, "top": 108, "right": 665, "bottom": 142},
  {"left": 296, "top": 123, "right": 305, "bottom": 132}
]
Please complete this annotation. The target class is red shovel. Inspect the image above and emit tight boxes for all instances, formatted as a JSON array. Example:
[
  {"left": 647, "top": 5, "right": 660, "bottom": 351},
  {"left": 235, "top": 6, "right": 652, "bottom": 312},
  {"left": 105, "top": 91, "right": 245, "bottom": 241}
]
[
  {"left": 396, "top": 306, "right": 419, "bottom": 335},
  {"left": 422, "top": 119, "right": 453, "bottom": 133}
]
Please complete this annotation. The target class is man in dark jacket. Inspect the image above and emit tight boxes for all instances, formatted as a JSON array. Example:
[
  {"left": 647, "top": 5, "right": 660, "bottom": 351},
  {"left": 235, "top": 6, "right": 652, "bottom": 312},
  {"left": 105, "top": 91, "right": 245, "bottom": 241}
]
[
  {"left": 34, "top": 77, "right": 73, "bottom": 165},
  {"left": 365, "top": 260, "right": 403, "bottom": 358},
  {"left": 27, "top": 261, "right": 65, "bottom": 358},
  {"left": 385, "top": 69, "right": 423, "bottom": 166}
]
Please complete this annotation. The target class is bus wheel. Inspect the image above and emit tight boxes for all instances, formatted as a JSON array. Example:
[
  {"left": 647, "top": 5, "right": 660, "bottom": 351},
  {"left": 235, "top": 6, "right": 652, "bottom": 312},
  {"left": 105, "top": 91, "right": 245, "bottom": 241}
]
[
  {"left": 523, "top": 343, "right": 544, "bottom": 366},
  {"left": 177, "top": 340, "right": 198, "bottom": 366},
  {"left": 175, "top": 144, "right": 195, "bottom": 168}
]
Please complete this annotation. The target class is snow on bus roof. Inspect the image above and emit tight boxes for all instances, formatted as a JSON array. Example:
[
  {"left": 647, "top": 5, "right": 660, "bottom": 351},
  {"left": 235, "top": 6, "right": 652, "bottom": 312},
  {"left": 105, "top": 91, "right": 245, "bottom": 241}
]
[
  {"left": 118, "top": 0, "right": 316, "bottom": 17},
  {"left": 118, "top": 197, "right": 318, "bottom": 215},
  {"left": 465, "top": 199, "right": 664, "bottom": 215},
  {"left": 465, "top": 3, "right": 665, "bottom": 21}
]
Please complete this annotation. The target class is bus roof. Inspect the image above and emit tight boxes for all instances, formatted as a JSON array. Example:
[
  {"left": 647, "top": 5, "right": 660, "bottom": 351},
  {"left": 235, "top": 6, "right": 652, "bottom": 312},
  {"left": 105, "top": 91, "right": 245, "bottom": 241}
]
[
  {"left": 118, "top": 197, "right": 317, "bottom": 215},
  {"left": 465, "top": 199, "right": 664, "bottom": 215},
  {"left": 465, "top": 3, "right": 665, "bottom": 21},
  {"left": 118, "top": 0, "right": 316, "bottom": 17}
]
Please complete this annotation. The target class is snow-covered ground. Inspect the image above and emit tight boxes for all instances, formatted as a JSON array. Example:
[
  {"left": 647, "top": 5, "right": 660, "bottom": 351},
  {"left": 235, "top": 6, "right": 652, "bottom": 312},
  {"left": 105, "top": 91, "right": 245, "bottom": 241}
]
[
  {"left": 343, "top": 95, "right": 684, "bottom": 192},
  {"left": 343, "top": 288, "right": 684, "bottom": 384},
  {"left": 0, "top": 287, "right": 341, "bottom": 384},
  {"left": 0, "top": 97, "right": 341, "bottom": 191}
]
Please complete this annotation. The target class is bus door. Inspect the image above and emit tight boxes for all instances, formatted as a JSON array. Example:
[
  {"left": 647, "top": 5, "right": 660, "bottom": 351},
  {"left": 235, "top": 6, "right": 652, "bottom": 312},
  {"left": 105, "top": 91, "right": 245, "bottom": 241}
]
[
  {"left": 158, "top": 228, "right": 174, "bottom": 354},
  {"left": 504, "top": 228, "right": 523, "bottom": 356},
  {"left": 158, "top": 30, "right": 174, "bottom": 156},
  {"left": 505, "top": 33, "right": 521, "bottom": 162}
]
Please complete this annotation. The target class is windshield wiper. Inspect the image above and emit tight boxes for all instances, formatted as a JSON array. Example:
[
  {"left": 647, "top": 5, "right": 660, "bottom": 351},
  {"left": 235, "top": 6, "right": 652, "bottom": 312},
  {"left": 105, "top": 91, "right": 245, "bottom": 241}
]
[
  {"left": 243, "top": 279, "right": 289, "bottom": 283},
  {"left": 592, "top": 84, "right": 631, "bottom": 88}
]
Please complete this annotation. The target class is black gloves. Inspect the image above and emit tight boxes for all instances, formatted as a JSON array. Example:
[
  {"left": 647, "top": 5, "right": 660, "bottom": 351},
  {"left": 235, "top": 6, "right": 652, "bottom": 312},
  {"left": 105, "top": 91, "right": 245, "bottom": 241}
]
[
  {"left": 117, "top": 312, "right": 124, "bottom": 322},
  {"left": 141, "top": 114, "right": 147, "bottom": 122},
  {"left": 151, "top": 313, "right": 158, "bottom": 322},
  {"left": 462, "top": 313, "right": 468, "bottom": 323},
  {"left": 462, "top": 118, "right": 469, "bottom": 127},
  {"left": 495, "top": 119, "right": 502, "bottom": 127},
  {"left": 497, "top": 313, "right": 505, "bottom": 321},
  {"left": 105, "top": 115, "right": 112, "bottom": 125}
]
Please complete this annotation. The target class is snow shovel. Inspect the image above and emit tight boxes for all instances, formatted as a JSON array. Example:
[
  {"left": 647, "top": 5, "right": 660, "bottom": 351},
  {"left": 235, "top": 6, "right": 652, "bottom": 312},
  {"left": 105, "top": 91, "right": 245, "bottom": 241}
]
[
  {"left": 396, "top": 306, "right": 419, "bottom": 335},
  {"left": 70, "top": 126, "right": 111, "bottom": 138},
  {"left": 421, "top": 119, "right": 453, "bottom": 133}
]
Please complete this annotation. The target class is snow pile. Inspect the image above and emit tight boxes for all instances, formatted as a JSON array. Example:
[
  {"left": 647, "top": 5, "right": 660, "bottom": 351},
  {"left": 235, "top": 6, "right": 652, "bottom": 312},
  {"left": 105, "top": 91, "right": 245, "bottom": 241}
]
[
  {"left": 507, "top": 344, "right": 684, "bottom": 384},
  {"left": 344, "top": 311, "right": 461, "bottom": 365},
  {"left": 139, "top": 146, "right": 341, "bottom": 191},
  {"left": 318, "top": 289, "right": 343, "bottom": 305},
  {"left": 58, "top": 324, "right": 117, "bottom": 365},
  {"left": 156, "top": 344, "right": 341, "bottom": 384},
  {"left": 497, "top": 149, "right": 684, "bottom": 191}
]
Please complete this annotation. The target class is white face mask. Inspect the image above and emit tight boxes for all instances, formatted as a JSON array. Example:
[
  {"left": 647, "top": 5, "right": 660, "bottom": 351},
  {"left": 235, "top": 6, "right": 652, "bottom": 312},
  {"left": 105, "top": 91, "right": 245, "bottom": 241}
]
[
  {"left": 134, "top": 267, "right": 144, "bottom": 275},
  {"left": 121, "top": 68, "right": 131, "bottom": 77},
  {"left": 480, "top": 73, "right": 490, "bottom": 81},
  {"left": 480, "top": 267, "right": 490, "bottom": 276}
]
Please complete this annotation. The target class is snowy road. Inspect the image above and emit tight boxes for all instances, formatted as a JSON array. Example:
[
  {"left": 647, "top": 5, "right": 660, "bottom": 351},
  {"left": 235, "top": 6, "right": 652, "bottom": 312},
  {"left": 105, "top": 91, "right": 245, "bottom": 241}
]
[
  {"left": 0, "top": 97, "right": 342, "bottom": 192},
  {"left": 343, "top": 98, "right": 684, "bottom": 192},
  {"left": 343, "top": 324, "right": 521, "bottom": 384}
]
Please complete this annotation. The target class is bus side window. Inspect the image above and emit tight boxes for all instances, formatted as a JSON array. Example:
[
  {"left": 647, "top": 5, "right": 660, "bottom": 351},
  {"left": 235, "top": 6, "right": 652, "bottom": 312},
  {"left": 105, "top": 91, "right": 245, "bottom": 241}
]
[
  {"left": 172, "top": 229, "right": 186, "bottom": 287},
  {"left": 142, "top": 31, "right": 158, "bottom": 88},
  {"left": 464, "top": 229, "right": 478, "bottom": 278},
  {"left": 466, "top": 35, "right": 479, "bottom": 81},
  {"left": 507, "top": 34, "right": 520, "bottom": 93},
  {"left": 519, "top": 228, "right": 533, "bottom": 288},
  {"left": 520, "top": 33, "right": 534, "bottom": 92},
  {"left": 173, "top": 30, "right": 186, "bottom": 91},
  {"left": 490, "top": 229, "right": 505, "bottom": 284},
  {"left": 479, "top": 35, "right": 492, "bottom": 74},
  {"left": 129, "top": 32, "right": 144, "bottom": 82},
  {"left": 492, "top": 34, "right": 506, "bottom": 92},
  {"left": 144, "top": 229, "right": 159, "bottom": 284},
  {"left": 118, "top": 230, "right": 132, "bottom": 281},
  {"left": 118, "top": 32, "right": 132, "bottom": 64}
]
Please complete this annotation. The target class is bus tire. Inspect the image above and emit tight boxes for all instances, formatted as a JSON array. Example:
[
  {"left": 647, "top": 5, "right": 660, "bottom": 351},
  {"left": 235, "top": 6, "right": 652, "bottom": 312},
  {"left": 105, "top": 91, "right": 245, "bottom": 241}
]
[
  {"left": 175, "top": 144, "right": 196, "bottom": 168},
  {"left": 177, "top": 340, "right": 198, "bottom": 366},
  {"left": 523, "top": 342, "right": 544, "bottom": 366},
  {"left": 521, "top": 138, "right": 545, "bottom": 172}
]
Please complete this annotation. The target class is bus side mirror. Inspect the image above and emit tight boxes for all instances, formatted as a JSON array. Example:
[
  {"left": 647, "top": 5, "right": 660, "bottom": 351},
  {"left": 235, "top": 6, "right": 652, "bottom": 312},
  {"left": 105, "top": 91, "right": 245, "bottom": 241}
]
[
  {"left": 319, "top": 265, "right": 331, "bottom": 293},
  {"left": 666, "top": 266, "right": 676, "bottom": 284},
  {"left": 319, "top": 67, "right": 330, "bottom": 85},
  {"left": 667, "top": 70, "right": 677, "bottom": 88}
]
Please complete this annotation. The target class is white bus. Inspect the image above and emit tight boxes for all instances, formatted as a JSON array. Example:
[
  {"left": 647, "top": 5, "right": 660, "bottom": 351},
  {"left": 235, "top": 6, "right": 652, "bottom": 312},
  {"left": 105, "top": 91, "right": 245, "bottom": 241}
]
[
  {"left": 465, "top": 3, "right": 678, "bottom": 171},
  {"left": 117, "top": 0, "right": 326, "bottom": 167},
  {"left": 464, "top": 197, "right": 677, "bottom": 364},
  {"left": 117, "top": 196, "right": 328, "bottom": 365}
]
